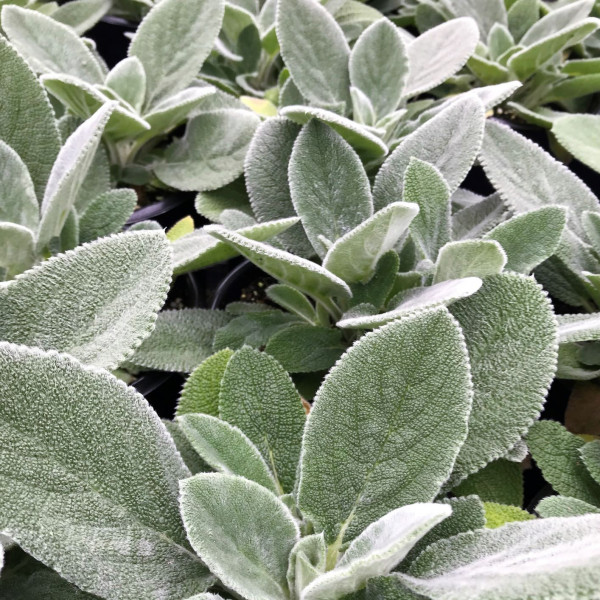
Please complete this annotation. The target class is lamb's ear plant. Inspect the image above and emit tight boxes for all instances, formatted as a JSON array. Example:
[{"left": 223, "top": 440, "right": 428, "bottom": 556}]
[
  {"left": 2, "top": 302, "right": 599, "bottom": 599},
  {"left": 0, "top": 0, "right": 262, "bottom": 189}
]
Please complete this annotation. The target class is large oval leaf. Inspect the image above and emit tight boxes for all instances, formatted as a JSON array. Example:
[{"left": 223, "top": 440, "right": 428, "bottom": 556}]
[
  {"left": 0, "top": 343, "right": 211, "bottom": 599},
  {"left": 298, "top": 307, "right": 473, "bottom": 544},
  {"left": 0, "top": 231, "right": 172, "bottom": 370}
]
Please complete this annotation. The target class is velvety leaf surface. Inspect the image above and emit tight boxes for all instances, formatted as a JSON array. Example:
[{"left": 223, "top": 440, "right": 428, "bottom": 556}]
[
  {"left": 129, "top": 0, "right": 225, "bottom": 108},
  {"left": 433, "top": 240, "right": 507, "bottom": 283},
  {"left": 448, "top": 0, "right": 507, "bottom": 38},
  {"left": 0, "top": 231, "right": 171, "bottom": 370},
  {"left": 451, "top": 194, "right": 506, "bottom": 241},
  {"left": 78, "top": 189, "right": 137, "bottom": 243},
  {"left": 448, "top": 274, "right": 557, "bottom": 485},
  {"left": 0, "top": 343, "right": 211, "bottom": 599},
  {"left": 106, "top": 56, "right": 146, "bottom": 112},
  {"left": 537, "top": 495, "right": 600, "bottom": 518},
  {"left": 521, "top": 0, "right": 593, "bottom": 45},
  {"left": 404, "top": 18, "right": 479, "bottom": 98},
  {"left": 557, "top": 313, "right": 600, "bottom": 343},
  {"left": 289, "top": 120, "right": 373, "bottom": 259},
  {"left": 553, "top": 114, "right": 600, "bottom": 174},
  {"left": 178, "top": 414, "right": 278, "bottom": 493},
  {"left": 581, "top": 440, "right": 600, "bottom": 485},
  {"left": 528, "top": 420, "right": 600, "bottom": 507},
  {"left": 218, "top": 347, "right": 306, "bottom": 493},
  {"left": 299, "top": 308, "right": 473, "bottom": 543},
  {"left": 180, "top": 474, "right": 299, "bottom": 600},
  {"left": 163, "top": 420, "right": 211, "bottom": 475},
  {"left": 155, "top": 110, "right": 260, "bottom": 192},
  {"left": 323, "top": 202, "right": 418, "bottom": 283},
  {"left": 373, "top": 97, "right": 485, "bottom": 210},
  {"left": 266, "top": 284, "right": 318, "bottom": 324},
  {"left": 129, "top": 309, "right": 231, "bottom": 373},
  {"left": 277, "top": 0, "right": 350, "bottom": 109},
  {"left": 0, "top": 224, "right": 35, "bottom": 281},
  {"left": 483, "top": 502, "right": 534, "bottom": 529},
  {"left": 0, "top": 36, "right": 60, "bottom": 200},
  {"left": 176, "top": 349, "right": 234, "bottom": 418},
  {"left": 2, "top": 5, "right": 105, "bottom": 84},
  {"left": 400, "top": 515, "right": 600, "bottom": 599}
]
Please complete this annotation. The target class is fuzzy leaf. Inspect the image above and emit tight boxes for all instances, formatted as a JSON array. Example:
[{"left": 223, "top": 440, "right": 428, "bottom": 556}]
[
  {"left": 483, "top": 206, "right": 567, "bottom": 274},
  {"left": 265, "top": 325, "right": 346, "bottom": 373},
  {"left": 288, "top": 534, "right": 327, "bottom": 599},
  {"left": 508, "top": 19, "right": 599, "bottom": 80},
  {"left": 52, "top": 0, "right": 111, "bottom": 35},
  {"left": 507, "top": 0, "right": 539, "bottom": 42},
  {"left": 299, "top": 308, "right": 473, "bottom": 543},
  {"left": 276, "top": 0, "right": 350, "bottom": 109},
  {"left": 403, "top": 18, "right": 479, "bottom": 98},
  {"left": 536, "top": 495, "right": 600, "bottom": 518},
  {"left": 280, "top": 105, "right": 389, "bottom": 160},
  {"left": 349, "top": 18, "right": 408, "bottom": 119},
  {"left": 206, "top": 226, "right": 352, "bottom": 301},
  {"left": 448, "top": 0, "right": 507, "bottom": 39},
  {"left": 552, "top": 114, "right": 600, "bottom": 174},
  {"left": 176, "top": 349, "right": 234, "bottom": 418},
  {"left": 302, "top": 504, "right": 451, "bottom": 600},
  {"left": 105, "top": 56, "right": 146, "bottom": 112},
  {"left": 37, "top": 103, "right": 115, "bottom": 252},
  {"left": 163, "top": 420, "right": 211, "bottom": 475},
  {"left": 155, "top": 110, "right": 260, "bottom": 192},
  {"left": 129, "top": 0, "right": 225, "bottom": 108},
  {"left": 129, "top": 309, "right": 231, "bottom": 373},
  {"left": 245, "top": 118, "right": 313, "bottom": 257},
  {"left": 452, "top": 459, "right": 523, "bottom": 507},
  {"left": 266, "top": 284, "right": 318, "bottom": 324},
  {"left": 338, "top": 278, "right": 482, "bottom": 329},
  {"left": 557, "top": 313, "right": 600, "bottom": 344},
  {"left": 0, "top": 223, "right": 35, "bottom": 280},
  {"left": 400, "top": 515, "right": 600, "bottom": 599},
  {"left": 448, "top": 274, "right": 557, "bottom": 486},
  {"left": 581, "top": 440, "right": 600, "bottom": 485},
  {"left": 483, "top": 502, "right": 534, "bottom": 529},
  {"left": 178, "top": 414, "right": 278, "bottom": 492},
  {"left": 452, "top": 194, "right": 506, "bottom": 240},
  {"left": 0, "top": 36, "right": 60, "bottom": 200},
  {"left": 373, "top": 97, "right": 485, "bottom": 210},
  {"left": 404, "top": 159, "right": 451, "bottom": 261},
  {"left": 180, "top": 473, "right": 299, "bottom": 600},
  {"left": 0, "top": 141, "right": 38, "bottom": 230},
  {"left": 528, "top": 420, "right": 600, "bottom": 507},
  {"left": 78, "top": 189, "right": 137, "bottom": 243},
  {"left": 2, "top": 5, "right": 105, "bottom": 83},
  {"left": 323, "top": 202, "right": 419, "bottom": 283},
  {"left": 0, "top": 231, "right": 171, "bottom": 370},
  {"left": 480, "top": 119, "right": 600, "bottom": 257},
  {"left": 218, "top": 346, "right": 306, "bottom": 493},
  {"left": 434, "top": 240, "right": 507, "bottom": 283},
  {"left": 0, "top": 343, "right": 211, "bottom": 599},
  {"left": 349, "top": 250, "right": 400, "bottom": 310},
  {"left": 289, "top": 120, "right": 373, "bottom": 258},
  {"left": 172, "top": 217, "right": 299, "bottom": 275}
]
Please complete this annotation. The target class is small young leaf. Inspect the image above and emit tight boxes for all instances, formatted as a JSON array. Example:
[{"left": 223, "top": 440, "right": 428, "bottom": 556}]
[
  {"left": 338, "top": 278, "right": 482, "bottom": 329},
  {"left": 483, "top": 502, "right": 534, "bottom": 529},
  {"left": 266, "top": 284, "right": 317, "bottom": 324},
  {"left": 349, "top": 18, "right": 408, "bottom": 119},
  {"left": 129, "top": 0, "right": 225, "bottom": 108},
  {"left": 0, "top": 36, "right": 60, "bottom": 200},
  {"left": 448, "top": 274, "right": 557, "bottom": 486},
  {"left": 404, "top": 159, "right": 451, "bottom": 261},
  {"left": 2, "top": 5, "right": 105, "bottom": 84},
  {"left": 106, "top": 56, "right": 147, "bottom": 111},
  {"left": 323, "top": 202, "right": 419, "bottom": 284},
  {"left": 537, "top": 495, "right": 600, "bottom": 518},
  {"left": 400, "top": 515, "right": 600, "bottom": 599},
  {"left": 37, "top": 103, "right": 115, "bottom": 252},
  {"left": 276, "top": 0, "right": 350, "bottom": 109},
  {"left": 373, "top": 97, "right": 485, "bottom": 210},
  {"left": 0, "top": 223, "right": 35, "bottom": 280},
  {"left": 218, "top": 346, "right": 306, "bottom": 493},
  {"left": 289, "top": 120, "right": 373, "bottom": 258},
  {"left": 483, "top": 206, "right": 567, "bottom": 274},
  {"left": 0, "top": 141, "right": 39, "bottom": 230},
  {"left": 0, "top": 231, "right": 171, "bottom": 370},
  {"left": 302, "top": 504, "right": 451, "bottom": 600},
  {"left": 349, "top": 250, "right": 400, "bottom": 310},
  {"left": 265, "top": 324, "right": 346, "bottom": 373},
  {"left": 280, "top": 105, "right": 389, "bottom": 160},
  {"left": 507, "top": 0, "right": 539, "bottom": 43},
  {"left": 163, "top": 420, "right": 211, "bottom": 475},
  {"left": 528, "top": 420, "right": 600, "bottom": 507},
  {"left": 403, "top": 18, "right": 479, "bottom": 98},
  {"left": 78, "top": 189, "right": 137, "bottom": 243},
  {"left": 452, "top": 459, "right": 524, "bottom": 507},
  {"left": 178, "top": 414, "right": 278, "bottom": 493},
  {"left": 129, "top": 309, "right": 232, "bottom": 373},
  {"left": 0, "top": 343, "right": 211, "bottom": 599},
  {"left": 177, "top": 349, "right": 234, "bottom": 418},
  {"left": 155, "top": 110, "right": 260, "bottom": 192},
  {"left": 433, "top": 240, "right": 507, "bottom": 283},
  {"left": 299, "top": 308, "right": 473, "bottom": 543},
  {"left": 206, "top": 226, "right": 352, "bottom": 301},
  {"left": 180, "top": 473, "right": 299, "bottom": 600},
  {"left": 288, "top": 534, "right": 327, "bottom": 599}
]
